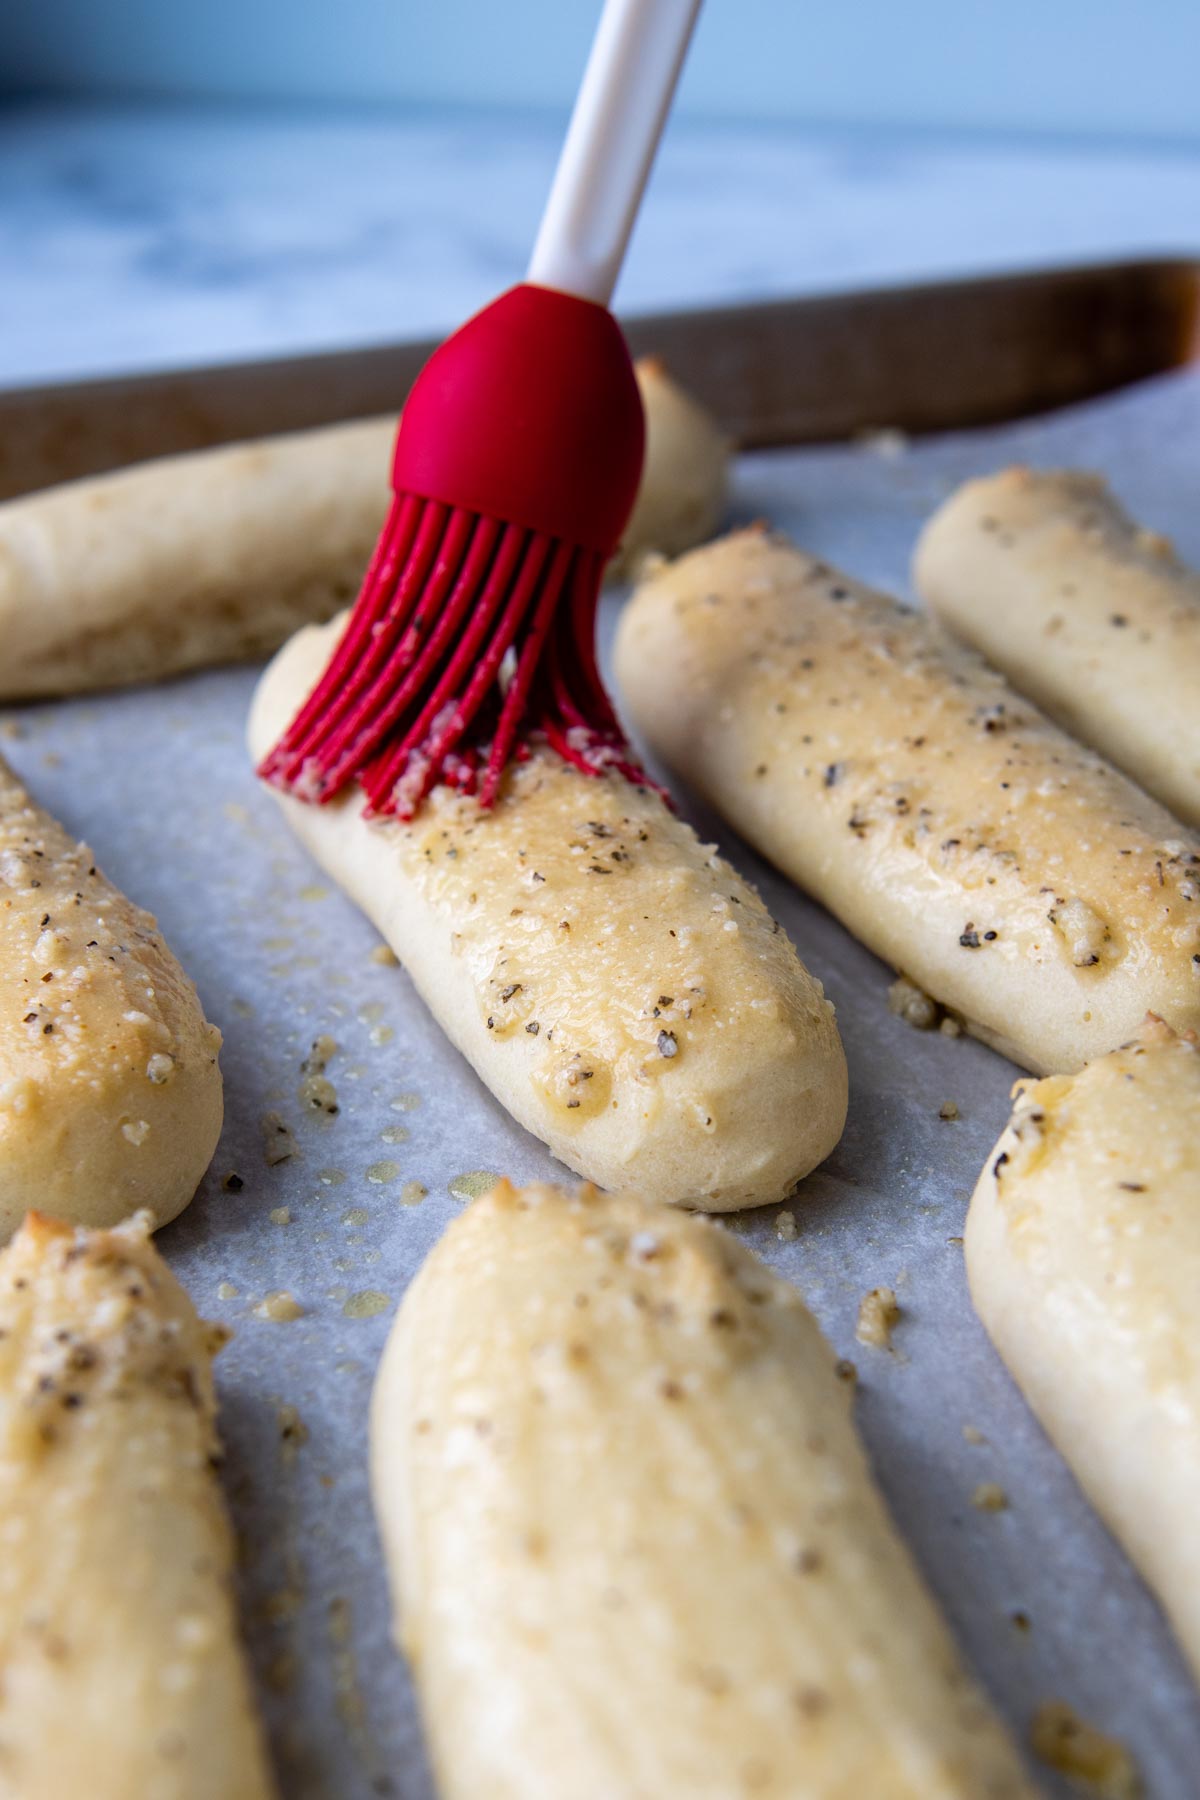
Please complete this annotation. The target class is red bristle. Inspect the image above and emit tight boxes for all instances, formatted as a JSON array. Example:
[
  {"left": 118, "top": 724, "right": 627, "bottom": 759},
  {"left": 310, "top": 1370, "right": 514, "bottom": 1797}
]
[
  {"left": 280, "top": 499, "right": 453, "bottom": 788},
  {"left": 365, "top": 530, "right": 557, "bottom": 818},
  {"left": 314, "top": 506, "right": 486, "bottom": 792},
  {"left": 356, "top": 524, "right": 534, "bottom": 812},
  {"left": 322, "top": 513, "right": 504, "bottom": 789},
  {"left": 258, "top": 493, "right": 418, "bottom": 784},
  {"left": 260, "top": 496, "right": 652, "bottom": 817},
  {"left": 478, "top": 539, "right": 576, "bottom": 806}
]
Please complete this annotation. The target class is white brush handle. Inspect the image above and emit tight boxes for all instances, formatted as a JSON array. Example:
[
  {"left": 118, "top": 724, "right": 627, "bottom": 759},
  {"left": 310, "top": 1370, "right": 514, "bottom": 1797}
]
[{"left": 528, "top": 0, "right": 702, "bottom": 307}]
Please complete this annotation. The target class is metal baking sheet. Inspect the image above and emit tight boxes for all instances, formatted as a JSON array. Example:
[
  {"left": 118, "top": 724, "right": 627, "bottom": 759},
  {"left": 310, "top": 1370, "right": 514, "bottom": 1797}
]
[
  {"left": 3, "top": 350, "right": 1200, "bottom": 1798},
  {"left": 1, "top": 256, "right": 1197, "bottom": 497}
]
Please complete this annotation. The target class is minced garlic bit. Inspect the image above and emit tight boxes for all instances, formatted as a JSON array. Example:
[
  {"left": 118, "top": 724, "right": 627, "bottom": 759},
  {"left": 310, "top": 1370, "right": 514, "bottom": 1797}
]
[
  {"left": 217, "top": 1281, "right": 239, "bottom": 1301},
  {"left": 278, "top": 1403, "right": 309, "bottom": 1453},
  {"left": 886, "top": 974, "right": 941, "bottom": 1031},
  {"left": 775, "top": 1208, "right": 798, "bottom": 1241},
  {"left": 856, "top": 1286, "right": 901, "bottom": 1349},
  {"left": 261, "top": 1111, "right": 299, "bottom": 1166},
  {"left": 400, "top": 1180, "right": 427, "bottom": 1207},
  {"left": 1030, "top": 1700, "right": 1142, "bottom": 1799},
  {"left": 145, "top": 1052, "right": 175, "bottom": 1084},
  {"left": 1048, "top": 895, "right": 1110, "bottom": 969},
  {"left": 938, "top": 1100, "right": 959, "bottom": 1121},
  {"left": 121, "top": 1118, "right": 151, "bottom": 1147},
  {"left": 255, "top": 1290, "right": 304, "bottom": 1322},
  {"left": 269, "top": 1206, "right": 292, "bottom": 1226},
  {"left": 369, "top": 944, "right": 399, "bottom": 966},
  {"left": 971, "top": 1482, "right": 1008, "bottom": 1512},
  {"left": 299, "top": 1035, "right": 340, "bottom": 1117}
]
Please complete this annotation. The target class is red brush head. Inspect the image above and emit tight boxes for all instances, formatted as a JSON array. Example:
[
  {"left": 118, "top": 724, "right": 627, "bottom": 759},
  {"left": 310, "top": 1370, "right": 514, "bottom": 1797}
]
[
  {"left": 259, "top": 282, "right": 659, "bottom": 821},
  {"left": 393, "top": 283, "right": 645, "bottom": 555}
]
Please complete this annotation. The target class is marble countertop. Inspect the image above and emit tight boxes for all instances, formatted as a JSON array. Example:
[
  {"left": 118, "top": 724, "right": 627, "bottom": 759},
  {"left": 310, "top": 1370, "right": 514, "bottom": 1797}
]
[{"left": 2, "top": 98, "right": 1199, "bottom": 389}]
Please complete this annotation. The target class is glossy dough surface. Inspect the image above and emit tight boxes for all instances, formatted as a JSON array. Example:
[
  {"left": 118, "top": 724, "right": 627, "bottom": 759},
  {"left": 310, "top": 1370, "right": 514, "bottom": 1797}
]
[
  {"left": 372, "top": 1180, "right": 1034, "bottom": 1800},
  {"left": 965, "top": 1017, "right": 1200, "bottom": 1679},
  {"left": 0, "top": 360, "right": 726, "bottom": 700},
  {"left": 0, "top": 1212, "right": 275, "bottom": 1800},
  {"left": 615, "top": 528, "right": 1200, "bottom": 1073},
  {"left": 0, "top": 756, "right": 223, "bottom": 1237},
  {"left": 250, "top": 619, "right": 846, "bottom": 1210},
  {"left": 916, "top": 467, "right": 1200, "bottom": 827}
]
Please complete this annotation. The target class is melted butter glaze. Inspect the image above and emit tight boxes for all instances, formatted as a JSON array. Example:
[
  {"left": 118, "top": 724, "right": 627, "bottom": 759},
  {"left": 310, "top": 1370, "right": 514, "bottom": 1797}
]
[
  {"left": 407, "top": 750, "right": 827, "bottom": 1133},
  {"left": 618, "top": 528, "right": 1200, "bottom": 1071},
  {"left": 252, "top": 616, "right": 847, "bottom": 1208},
  {"left": 0, "top": 754, "right": 223, "bottom": 1233}
]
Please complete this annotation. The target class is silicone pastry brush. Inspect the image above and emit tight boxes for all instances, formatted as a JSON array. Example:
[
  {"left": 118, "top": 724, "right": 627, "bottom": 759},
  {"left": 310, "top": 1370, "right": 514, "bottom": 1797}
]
[{"left": 260, "top": 0, "right": 702, "bottom": 818}]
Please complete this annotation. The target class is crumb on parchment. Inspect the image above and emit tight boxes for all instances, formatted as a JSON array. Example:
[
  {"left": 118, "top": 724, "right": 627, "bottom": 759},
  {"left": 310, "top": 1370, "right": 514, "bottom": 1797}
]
[
  {"left": 972, "top": 1482, "right": 1008, "bottom": 1512},
  {"left": 262, "top": 1112, "right": 300, "bottom": 1166},
  {"left": 856, "top": 1286, "right": 901, "bottom": 1349},
  {"left": 449, "top": 1170, "right": 502, "bottom": 1203},
  {"left": 1031, "top": 1700, "right": 1142, "bottom": 1799},
  {"left": 887, "top": 975, "right": 940, "bottom": 1031},
  {"left": 255, "top": 1290, "right": 304, "bottom": 1322}
]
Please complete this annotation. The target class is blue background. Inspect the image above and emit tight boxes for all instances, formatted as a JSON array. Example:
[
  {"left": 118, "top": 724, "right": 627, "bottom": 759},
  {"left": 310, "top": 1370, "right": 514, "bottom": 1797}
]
[{"left": 2, "top": 0, "right": 1197, "bottom": 142}]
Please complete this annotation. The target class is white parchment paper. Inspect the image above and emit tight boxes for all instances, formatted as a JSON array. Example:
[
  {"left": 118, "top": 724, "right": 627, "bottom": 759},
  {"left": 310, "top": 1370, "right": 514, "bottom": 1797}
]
[{"left": 5, "top": 363, "right": 1199, "bottom": 1799}]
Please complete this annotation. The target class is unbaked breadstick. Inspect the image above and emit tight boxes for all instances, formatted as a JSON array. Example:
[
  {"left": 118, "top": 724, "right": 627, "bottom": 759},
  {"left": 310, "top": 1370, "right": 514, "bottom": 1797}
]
[
  {"left": 966, "top": 1016, "right": 1200, "bottom": 1680},
  {"left": 0, "top": 360, "right": 726, "bottom": 701},
  {"left": 372, "top": 1180, "right": 1034, "bottom": 1800},
  {"left": 614, "top": 527, "right": 1200, "bottom": 1074},
  {"left": 0, "top": 1211, "right": 276, "bottom": 1800},
  {"left": 915, "top": 467, "right": 1200, "bottom": 827},
  {"left": 249, "top": 619, "right": 846, "bottom": 1211},
  {"left": 609, "top": 356, "right": 727, "bottom": 580},
  {"left": 0, "top": 756, "right": 223, "bottom": 1238}
]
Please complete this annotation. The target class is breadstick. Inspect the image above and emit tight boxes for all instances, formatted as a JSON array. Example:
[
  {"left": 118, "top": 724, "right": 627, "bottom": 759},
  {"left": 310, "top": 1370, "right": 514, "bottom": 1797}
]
[
  {"left": 0, "top": 360, "right": 726, "bottom": 700},
  {"left": 609, "top": 356, "right": 727, "bottom": 580},
  {"left": 614, "top": 527, "right": 1200, "bottom": 1074},
  {"left": 0, "top": 1211, "right": 275, "bottom": 1799},
  {"left": 249, "top": 620, "right": 846, "bottom": 1211},
  {"left": 372, "top": 1180, "right": 1034, "bottom": 1800},
  {"left": 0, "top": 755, "right": 223, "bottom": 1237},
  {"left": 965, "top": 1015, "right": 1200, "bottom": 1679},
  {"left": 915, "top": 467, "right": 1200, "bottom": 827}
]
